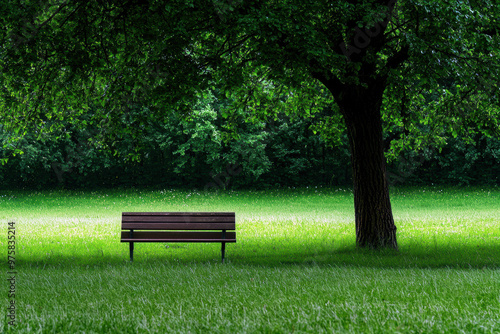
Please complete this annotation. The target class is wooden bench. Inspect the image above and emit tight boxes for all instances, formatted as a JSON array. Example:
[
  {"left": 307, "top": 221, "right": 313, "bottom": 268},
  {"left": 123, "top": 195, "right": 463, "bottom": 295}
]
[{"left": 121, "top": 212, "right": 236, "bottom": 263}]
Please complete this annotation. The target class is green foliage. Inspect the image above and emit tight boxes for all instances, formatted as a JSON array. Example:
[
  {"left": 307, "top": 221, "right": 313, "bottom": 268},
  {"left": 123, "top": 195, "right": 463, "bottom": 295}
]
[
  {"left": 0, "top": 90, "right": 352, "bottom": 189},
  {"left": 1, "top": 1, "right": 499, "bottom": 189},
  {"left": 3, "top": 98, "right": 499, "bottom": 190},
  {"left": 2, "top": 0, "right": 499, "bottom": 152},
  {"left": 386, "top": 134, "right": 500, "bottom": 186},
  {"left": 1, "top": 74, "right": 500, "bottom": 190}
]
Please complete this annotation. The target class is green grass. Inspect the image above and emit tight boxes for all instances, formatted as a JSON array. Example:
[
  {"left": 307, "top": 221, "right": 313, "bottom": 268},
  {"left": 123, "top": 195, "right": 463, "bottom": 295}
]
[{"left": 1, "top": 187, "right": 499, "bottom": 333}]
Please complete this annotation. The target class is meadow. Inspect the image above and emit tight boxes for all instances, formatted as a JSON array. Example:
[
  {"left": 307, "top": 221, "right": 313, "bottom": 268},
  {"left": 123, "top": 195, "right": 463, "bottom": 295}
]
[{"left": 1, "top": 186, "right": 499, "bottom": 333}]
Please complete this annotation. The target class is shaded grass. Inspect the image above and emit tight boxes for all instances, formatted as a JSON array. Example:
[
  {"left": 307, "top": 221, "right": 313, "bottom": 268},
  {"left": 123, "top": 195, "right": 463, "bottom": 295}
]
[
  {"left": 1, "top": 186, "right": 499, "bottom": 333},
  {"left": 12, "top": 264, "right": 500, "bottom": 333}
]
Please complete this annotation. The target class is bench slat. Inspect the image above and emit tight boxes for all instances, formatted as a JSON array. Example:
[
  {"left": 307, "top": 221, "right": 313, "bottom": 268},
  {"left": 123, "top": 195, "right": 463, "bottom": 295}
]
[
  {"left": 122, "top": 222, "right": 235, "bottom": 230},
  {"left": 122, "top": 216, "right": 235, "bottom": 223},
  {"left": 123, "top": 212, "right": 235, "bottom": 216},
  {"left": 121, "top": 231, "right": 236, "bottom": 241},
  {"left": 121, "top": 239, "right": 236, "bottom": 243}
]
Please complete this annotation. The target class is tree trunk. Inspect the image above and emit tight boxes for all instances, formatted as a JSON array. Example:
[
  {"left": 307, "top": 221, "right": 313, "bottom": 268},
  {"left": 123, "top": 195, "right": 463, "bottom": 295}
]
[{"left": 339, "top": 85, "right": 398, "bottom": 249}]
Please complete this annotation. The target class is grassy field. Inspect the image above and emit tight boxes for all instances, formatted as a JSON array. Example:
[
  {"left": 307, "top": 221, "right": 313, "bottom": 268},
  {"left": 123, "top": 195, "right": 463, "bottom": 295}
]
[{"left": 1, "top": 186, "right": 499, "bottom": 333}]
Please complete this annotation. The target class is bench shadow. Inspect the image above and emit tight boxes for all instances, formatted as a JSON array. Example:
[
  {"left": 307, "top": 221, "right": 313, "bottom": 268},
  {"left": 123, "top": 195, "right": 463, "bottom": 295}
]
[{"left": 16, "top": 242, "right": 500, "bottom": 269}]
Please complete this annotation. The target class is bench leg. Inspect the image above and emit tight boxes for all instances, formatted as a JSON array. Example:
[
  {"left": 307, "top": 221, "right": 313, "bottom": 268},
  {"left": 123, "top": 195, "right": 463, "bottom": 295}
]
[
  {"left": 130, "top": 242, "right": 134, "bottom": 262},
  {"left": 221, "top": 242, "right": 226, "bottom": 263}
]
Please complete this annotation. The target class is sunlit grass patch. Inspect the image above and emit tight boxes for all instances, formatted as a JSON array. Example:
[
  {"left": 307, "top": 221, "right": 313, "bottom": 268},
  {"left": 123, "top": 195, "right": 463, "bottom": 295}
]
[{"left": 1, "top": 186, "right": 498, "bottom": 268}]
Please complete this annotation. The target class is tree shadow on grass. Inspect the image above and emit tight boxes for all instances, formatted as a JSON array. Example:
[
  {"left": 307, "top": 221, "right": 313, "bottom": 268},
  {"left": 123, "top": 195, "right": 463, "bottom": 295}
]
[
  {"left": 16, "top": 241, "right": 500, "bottom": 269},
  {"left": 229, "top": 243, "right": 500, "bottom": 269}
]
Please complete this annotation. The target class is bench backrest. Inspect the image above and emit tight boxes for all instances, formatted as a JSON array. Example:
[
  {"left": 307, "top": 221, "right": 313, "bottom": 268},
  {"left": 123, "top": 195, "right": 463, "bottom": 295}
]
[
  {"left": 121, "top": 212, "right": 236, "bottom": 243},
  {"left": 121, "top": 212, "right": 235, "bottom": 230}
]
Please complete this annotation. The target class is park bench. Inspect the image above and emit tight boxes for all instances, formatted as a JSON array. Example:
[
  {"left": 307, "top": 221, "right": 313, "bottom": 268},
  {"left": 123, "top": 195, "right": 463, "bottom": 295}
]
[{"left": 121, "top": 212, "right": 236, "bottom": 263}]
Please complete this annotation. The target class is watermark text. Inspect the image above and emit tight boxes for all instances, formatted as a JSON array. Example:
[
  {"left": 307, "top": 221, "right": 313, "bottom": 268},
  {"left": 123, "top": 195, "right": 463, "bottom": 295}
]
[{"left": 7, "top": 221, "right": 17, "bottom": 327}]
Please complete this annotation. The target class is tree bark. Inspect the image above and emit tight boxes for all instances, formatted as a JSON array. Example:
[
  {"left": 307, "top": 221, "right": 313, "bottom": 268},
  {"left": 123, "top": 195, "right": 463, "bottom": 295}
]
[
  {"left": 339, "top": 84, "right": 398, "bottom": 249},
  {"left": 347, "top": 109, "right": 397, "bottom": 248},
  {"left": 316, "top": 75, "right": 398, "bottom": 249}
]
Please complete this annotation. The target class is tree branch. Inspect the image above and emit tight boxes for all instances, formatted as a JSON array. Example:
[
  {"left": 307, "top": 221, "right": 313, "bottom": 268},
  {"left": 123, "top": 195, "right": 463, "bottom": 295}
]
[{"left": 386, "top": 44, "right": 409, "bottom": 69}]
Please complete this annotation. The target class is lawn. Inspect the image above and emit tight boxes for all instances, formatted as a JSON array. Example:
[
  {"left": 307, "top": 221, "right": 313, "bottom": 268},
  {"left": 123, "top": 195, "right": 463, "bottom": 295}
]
[{"left": 1, "top": 187, "right": 499, "bottom": 333}]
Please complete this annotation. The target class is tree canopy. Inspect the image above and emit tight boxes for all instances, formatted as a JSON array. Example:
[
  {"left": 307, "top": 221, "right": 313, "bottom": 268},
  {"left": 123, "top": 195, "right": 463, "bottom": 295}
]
[{"left": 2, "top": 1, "right": 499, "bottom": 140}]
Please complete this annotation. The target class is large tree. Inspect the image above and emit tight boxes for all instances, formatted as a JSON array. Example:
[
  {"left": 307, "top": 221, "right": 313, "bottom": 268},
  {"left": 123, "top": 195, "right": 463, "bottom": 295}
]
[{"left": 1, "top": 0, "right": 499, "bottom": 248}]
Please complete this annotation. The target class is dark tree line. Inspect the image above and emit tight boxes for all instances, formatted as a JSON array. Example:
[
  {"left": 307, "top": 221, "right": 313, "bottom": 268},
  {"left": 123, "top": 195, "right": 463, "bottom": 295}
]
[{"left": 2, "top": 98, "right": 499, "bottom": 190}]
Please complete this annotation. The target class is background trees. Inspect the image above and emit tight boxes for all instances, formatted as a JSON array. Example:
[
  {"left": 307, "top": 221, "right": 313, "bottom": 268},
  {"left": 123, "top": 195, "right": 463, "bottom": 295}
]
[{"left": 2, "top": 95, "right": 499, "bottom": 189}]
